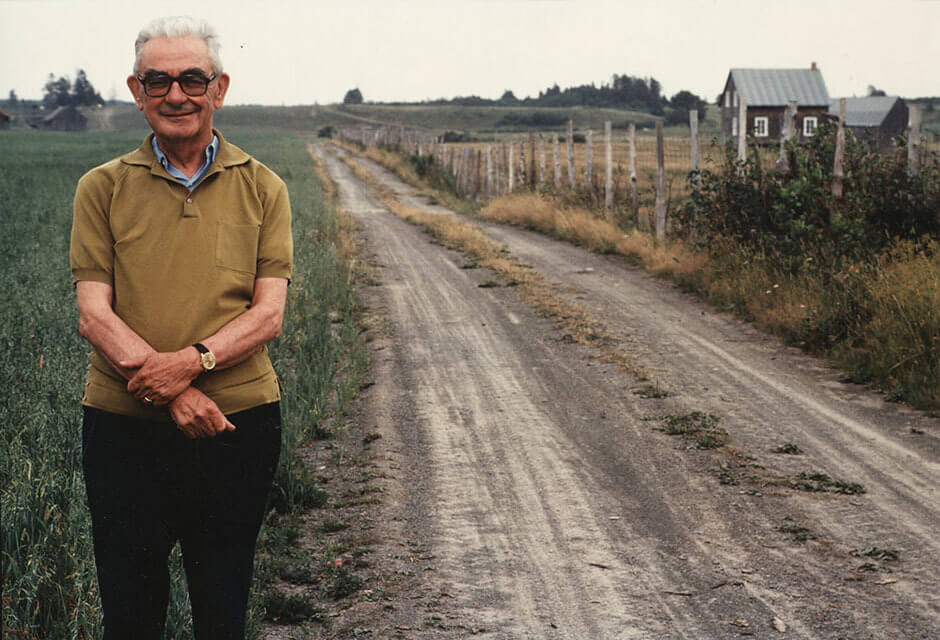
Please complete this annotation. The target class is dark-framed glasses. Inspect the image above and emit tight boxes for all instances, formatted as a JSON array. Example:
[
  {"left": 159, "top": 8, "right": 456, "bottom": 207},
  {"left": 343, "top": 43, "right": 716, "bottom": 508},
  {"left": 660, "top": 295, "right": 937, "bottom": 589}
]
[{"left": 136, "top": 71, "right": 217, "bottom": 97}]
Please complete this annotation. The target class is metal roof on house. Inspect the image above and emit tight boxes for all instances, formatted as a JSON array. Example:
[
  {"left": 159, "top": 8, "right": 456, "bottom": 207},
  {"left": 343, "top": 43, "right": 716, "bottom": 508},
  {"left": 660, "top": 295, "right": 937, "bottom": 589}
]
[
  {"left": 828, "top": 96, "right": 902, "bottom": 127},
  {"left": 730, "top": 69, "right": 830, "bottom": 107}
]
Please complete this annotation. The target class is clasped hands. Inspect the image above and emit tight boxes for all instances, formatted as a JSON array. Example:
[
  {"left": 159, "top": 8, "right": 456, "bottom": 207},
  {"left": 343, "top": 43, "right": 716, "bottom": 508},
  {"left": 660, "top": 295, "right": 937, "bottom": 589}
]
[{"left": 122, "top": 349, "right": 235, "bottom": 439}]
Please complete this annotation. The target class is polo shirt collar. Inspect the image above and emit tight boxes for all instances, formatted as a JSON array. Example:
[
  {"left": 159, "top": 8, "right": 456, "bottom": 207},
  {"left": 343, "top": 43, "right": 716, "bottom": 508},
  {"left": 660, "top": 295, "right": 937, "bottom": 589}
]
[
  {"left": 151, "top": 134, "right": 218, "bottom": 190},
  {"left": 121, "top": 129, "right": 250, "bottom": 179}
]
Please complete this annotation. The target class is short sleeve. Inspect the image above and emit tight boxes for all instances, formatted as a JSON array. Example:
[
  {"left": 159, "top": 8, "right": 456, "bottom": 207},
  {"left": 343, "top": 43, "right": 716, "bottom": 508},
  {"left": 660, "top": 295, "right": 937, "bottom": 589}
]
[
  {"left": 256, "top": 172, "right": 293, "bottom": 281},
  {"left": 70, "top": 168, "right": 116, "bottom": 286}
]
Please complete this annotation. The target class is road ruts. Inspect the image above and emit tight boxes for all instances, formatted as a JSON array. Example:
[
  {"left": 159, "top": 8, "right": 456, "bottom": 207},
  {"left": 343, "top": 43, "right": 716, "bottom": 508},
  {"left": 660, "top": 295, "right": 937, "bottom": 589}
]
[{"left": 313, "top": 143, "right": 940, "bottom": 640}]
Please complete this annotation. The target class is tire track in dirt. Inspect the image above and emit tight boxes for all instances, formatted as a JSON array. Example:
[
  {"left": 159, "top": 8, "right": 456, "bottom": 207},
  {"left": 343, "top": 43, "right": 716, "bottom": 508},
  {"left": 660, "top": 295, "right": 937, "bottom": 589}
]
[{"left": 314, "top": 143, "right": 940, "bottom": 639}]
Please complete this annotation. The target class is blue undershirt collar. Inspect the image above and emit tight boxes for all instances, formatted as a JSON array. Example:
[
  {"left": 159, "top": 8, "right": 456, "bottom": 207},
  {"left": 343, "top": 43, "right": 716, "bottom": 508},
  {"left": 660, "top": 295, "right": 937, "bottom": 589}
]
[{"left": 151, "top": 134, "right": 219, "bottom": 191}]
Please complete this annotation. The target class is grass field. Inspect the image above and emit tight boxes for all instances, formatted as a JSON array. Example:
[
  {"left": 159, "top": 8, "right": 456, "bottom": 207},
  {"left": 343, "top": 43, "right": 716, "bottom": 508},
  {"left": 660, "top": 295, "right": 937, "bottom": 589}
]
[
  {"left": 4, "top": 101, "right": 720, "bottom": 138},
  {"left": 0, "top": 129, "right": 364, "bottom": 638}
]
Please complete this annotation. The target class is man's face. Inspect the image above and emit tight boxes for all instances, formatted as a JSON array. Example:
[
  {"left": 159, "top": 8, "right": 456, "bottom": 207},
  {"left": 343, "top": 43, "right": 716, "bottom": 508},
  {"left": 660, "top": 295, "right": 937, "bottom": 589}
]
[{"left": 127, "top": 35, "right": 229, "bottom": 145}]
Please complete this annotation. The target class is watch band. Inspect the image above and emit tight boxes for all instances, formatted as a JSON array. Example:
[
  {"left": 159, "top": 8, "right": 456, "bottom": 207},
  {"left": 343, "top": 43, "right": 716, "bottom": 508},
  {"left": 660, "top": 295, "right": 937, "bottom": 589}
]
[{"left": 193, "top": 343, "right": 216, "bottom": 372}]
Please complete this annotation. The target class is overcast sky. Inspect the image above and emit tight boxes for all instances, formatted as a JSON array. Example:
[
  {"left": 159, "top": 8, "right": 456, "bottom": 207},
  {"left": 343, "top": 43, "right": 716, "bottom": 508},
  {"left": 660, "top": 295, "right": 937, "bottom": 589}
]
[{"left": 2, "top": 0, "right": 938, "bottom": 107}]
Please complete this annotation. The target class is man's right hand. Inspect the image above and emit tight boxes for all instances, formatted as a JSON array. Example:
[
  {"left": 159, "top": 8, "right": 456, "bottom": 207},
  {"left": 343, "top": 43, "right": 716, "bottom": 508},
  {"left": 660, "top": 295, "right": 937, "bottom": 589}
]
[{"left": 169, "top": 387, "right": 236, "bottom": 439}]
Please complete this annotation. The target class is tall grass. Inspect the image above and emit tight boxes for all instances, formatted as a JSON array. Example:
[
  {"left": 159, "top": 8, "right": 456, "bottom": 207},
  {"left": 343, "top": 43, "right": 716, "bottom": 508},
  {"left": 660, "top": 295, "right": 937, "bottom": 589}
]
[
  {"left": 1, "top": 131, "right": 144, "bottom": 638},
  {"left": 0, "top": 130, "right": 364, "bottom": 638}
]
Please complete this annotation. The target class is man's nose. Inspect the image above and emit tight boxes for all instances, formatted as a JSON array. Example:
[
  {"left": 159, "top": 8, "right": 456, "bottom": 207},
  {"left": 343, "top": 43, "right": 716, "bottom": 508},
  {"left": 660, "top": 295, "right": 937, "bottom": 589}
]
[{"left": 164, "top": 79, "right": 189, "bottom": 103}]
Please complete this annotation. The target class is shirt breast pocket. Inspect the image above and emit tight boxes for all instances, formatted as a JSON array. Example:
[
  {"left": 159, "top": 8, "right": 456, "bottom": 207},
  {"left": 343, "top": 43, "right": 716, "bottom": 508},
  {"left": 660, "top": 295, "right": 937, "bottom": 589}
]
[{"left": 216, "top": 222, "right": 260, "bottom": 274}]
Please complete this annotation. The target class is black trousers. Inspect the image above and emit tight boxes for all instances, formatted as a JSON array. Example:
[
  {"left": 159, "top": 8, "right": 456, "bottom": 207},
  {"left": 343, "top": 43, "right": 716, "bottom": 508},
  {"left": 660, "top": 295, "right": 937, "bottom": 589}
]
[{"left": 82, "top": 403, "right": 281, "bottom": 640}]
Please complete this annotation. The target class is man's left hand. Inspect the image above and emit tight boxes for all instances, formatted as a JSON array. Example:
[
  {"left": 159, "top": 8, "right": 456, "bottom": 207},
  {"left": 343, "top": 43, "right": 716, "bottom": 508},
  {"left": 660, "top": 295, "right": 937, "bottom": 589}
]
[{"left": 124, "top": 349, "right": 200, "bottom": 406}]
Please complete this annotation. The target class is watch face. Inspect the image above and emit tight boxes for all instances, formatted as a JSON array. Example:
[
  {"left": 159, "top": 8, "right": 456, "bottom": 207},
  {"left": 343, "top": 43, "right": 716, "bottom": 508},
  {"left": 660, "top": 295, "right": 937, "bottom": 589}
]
[{"left": 201, "top": 351, "right": 217, "bottom": 371}]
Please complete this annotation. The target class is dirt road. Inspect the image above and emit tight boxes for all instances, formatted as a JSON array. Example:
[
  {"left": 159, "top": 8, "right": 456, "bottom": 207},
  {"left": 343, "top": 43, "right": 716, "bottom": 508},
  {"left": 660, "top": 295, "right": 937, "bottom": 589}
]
[{"left": 306, "top": 143, "right": 939, "bottom": 639}]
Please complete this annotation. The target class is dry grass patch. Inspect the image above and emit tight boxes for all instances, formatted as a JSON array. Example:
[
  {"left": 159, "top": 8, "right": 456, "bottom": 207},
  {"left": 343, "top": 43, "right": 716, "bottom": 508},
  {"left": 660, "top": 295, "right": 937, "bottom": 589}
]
[
  {"left": 308, "top": 144, "right": 370, "bottom": 283},
  {"left": 480, "top": 193, "right": 707, "bottom": 280}
]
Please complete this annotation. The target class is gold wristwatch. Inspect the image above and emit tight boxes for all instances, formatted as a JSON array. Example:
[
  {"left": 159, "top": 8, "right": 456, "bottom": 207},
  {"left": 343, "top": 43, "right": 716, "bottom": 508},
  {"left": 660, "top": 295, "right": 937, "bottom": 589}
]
[{"left": 193, "top": 343, "right": 216, "bottom": 372}]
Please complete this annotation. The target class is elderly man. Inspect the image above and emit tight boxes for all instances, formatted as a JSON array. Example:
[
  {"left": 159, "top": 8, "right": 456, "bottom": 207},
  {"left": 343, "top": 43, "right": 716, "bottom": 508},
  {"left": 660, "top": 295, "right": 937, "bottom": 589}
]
[{"left": 70, "top": 16, "right": 291, "bottom": 639}]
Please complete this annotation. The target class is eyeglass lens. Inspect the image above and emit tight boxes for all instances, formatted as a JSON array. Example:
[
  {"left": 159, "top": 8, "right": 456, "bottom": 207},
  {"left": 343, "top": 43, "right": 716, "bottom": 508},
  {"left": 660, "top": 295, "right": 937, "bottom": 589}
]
[{"left": 143, "top": 73, "right": 212, "bottom": 97}]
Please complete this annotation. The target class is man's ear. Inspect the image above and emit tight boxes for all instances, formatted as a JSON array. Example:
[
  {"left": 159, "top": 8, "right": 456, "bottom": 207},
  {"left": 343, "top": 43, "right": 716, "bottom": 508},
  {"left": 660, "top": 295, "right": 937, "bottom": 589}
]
[
  {"left": 212, "top": 73, "right": 230, "bottom": 109},
  {"left": 126, "top": 75, "right": 144, "bottom": 110}
]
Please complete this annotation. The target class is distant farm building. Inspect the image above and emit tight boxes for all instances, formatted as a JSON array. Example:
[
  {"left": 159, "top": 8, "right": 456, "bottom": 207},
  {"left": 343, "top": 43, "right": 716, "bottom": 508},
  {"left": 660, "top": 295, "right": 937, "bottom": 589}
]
[
  {"left": 0, "top": 108, "right": 10, "bottom": 130},
  {"left": 828, "top": 96, "right": 908, "bottom": 153},
  {"left": 33, "top": 105, "right": 87, "bottom": 131},
  {"left": 720, "top": 65, "right": 830, "bottom": 143}
]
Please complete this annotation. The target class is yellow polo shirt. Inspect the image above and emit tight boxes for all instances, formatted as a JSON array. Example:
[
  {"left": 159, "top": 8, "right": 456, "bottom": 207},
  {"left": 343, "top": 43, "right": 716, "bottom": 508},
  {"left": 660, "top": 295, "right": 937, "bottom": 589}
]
[{"left": 70, "top": 131, "right": 293, "bottom": 419}]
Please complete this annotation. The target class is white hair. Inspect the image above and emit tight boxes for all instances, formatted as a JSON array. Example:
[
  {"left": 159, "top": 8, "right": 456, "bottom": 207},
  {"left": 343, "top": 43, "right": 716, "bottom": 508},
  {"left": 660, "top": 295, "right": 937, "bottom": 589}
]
[{"left": 134, "top": 16, "right": 223, "bottom": 74}]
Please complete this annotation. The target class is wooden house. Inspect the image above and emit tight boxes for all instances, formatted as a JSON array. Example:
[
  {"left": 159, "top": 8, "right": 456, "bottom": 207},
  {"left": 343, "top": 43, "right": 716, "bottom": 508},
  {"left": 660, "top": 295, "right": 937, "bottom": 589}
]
[
  {"left": 720, "top": 64, "right": 830, "bottom": 143},
  {"left": 828, "top": 96, "right": 908, "bottom": 153},
  {"left": 34, "top": 105, "right": 87, "bottom": 131},
  {"left": 0, "top": 108, "right": 10, "bottom": 130}
]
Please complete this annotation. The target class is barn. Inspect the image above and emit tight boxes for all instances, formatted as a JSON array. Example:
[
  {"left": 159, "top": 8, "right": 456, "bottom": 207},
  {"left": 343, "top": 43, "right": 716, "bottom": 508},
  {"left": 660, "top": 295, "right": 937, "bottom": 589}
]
[
  {"left": 35, "top": 105, "right": 87, "bottom": 131},
  {"left": 719, "top": 64, "right": 830, "bottom": 143},
  {"left": 828, "top": 96, "right": 908, "bottom": 153}
]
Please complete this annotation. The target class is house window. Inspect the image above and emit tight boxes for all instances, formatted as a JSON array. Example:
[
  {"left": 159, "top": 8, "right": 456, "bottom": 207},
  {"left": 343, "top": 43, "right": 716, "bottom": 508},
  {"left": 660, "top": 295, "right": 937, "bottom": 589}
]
[
  {"left": 803, "top": 116, "right": 818, "bottom": 137},
  {"left": 754, "top": 117, "right": 769, "bottom": 137},
  {"left": 724, "top": 91, "right": 730, "bottom": 107},
  {"left": 732, "top": 117, "right": 737, "bottom": 136},
  {"left": 733, "top": 92, "right": 738, "bottom": 107}
]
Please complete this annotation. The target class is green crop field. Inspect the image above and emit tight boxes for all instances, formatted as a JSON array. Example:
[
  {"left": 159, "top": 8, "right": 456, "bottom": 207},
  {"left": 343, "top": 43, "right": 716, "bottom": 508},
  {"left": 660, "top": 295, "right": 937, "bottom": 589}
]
[{"left": 0, "top": 129, "right": 363, "bottom": 638}]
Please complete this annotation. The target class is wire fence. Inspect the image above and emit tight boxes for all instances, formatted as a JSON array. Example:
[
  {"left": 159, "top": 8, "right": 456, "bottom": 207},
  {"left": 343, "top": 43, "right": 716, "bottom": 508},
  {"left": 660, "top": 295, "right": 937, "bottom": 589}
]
[{"left": 336, "top": 113, "right": 938, "bottom": 237}]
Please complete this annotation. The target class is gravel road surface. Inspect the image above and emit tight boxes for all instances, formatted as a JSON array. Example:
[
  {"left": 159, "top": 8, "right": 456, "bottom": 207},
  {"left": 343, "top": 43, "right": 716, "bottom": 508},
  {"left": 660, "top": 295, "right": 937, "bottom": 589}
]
[{"left": 302, "top": 143, "right": 939, "bottom": 640}]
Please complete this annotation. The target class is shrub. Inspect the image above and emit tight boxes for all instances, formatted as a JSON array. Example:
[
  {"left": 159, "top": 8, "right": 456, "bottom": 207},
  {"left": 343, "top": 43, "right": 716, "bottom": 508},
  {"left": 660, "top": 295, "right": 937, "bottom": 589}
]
[{"left": 685, "top": 124, "right": 940, "bottom": 273}]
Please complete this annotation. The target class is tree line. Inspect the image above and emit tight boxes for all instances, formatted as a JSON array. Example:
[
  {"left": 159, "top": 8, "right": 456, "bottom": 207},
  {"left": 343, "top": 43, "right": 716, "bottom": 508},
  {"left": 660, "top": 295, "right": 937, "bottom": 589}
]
[{"left": 343, "top": 73, "right": 708, "bottom": 123}]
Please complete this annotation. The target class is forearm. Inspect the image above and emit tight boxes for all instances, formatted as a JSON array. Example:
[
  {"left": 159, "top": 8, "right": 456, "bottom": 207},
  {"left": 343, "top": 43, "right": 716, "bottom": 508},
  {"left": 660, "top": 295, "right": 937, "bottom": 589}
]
[
  {"left": 196, "top": 277, "right": 288, "bottom": 371},
  {"left": 77, "top": 282, "right": 155, "bottom": 381}
]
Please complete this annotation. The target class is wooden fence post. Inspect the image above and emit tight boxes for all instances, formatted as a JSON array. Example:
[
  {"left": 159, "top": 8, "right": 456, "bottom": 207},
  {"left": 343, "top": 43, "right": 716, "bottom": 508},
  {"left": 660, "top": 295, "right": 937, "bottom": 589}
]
[
  {"left": 508, "top": 141, "right": 515, "bottom": 193},
  {"left": 628, "top": 123, "right": 638, "bottom": 222},
  {"left": 495, "top": 142, "right": 503, "bottom": 196},
  {"left": 538, "top": 133, "right": 546, "bottom": 187},
  {"left": 908, "top": 103, "right": 922, "bottom": 177},
  {"left": 486, "top": 144, "right": 494, "bottom": 198},
  {"left": 518, "top": 140, "right": 526, "bottom": 186},
  {"left": 552, "top": 133, "right": 561, "bottom": 187},
  {"left": 585, "top": 129, "right": 593, "bottom": 188},
  {"left": 604, "top": 121, "right": 613, "bottom": 216},
  {"left": 476, "top": 149, "right": 483, "bottom": 200},
  {"left": 655, "top": 120, "right": 666, "bottom": 240},
  {"left": 466, "top": 148, "right": 474, "bottom": 198},
  {"left": 466, "top": 148, "right": 473, "bottom": 195},
  {"left": 778, "top": 100, "right": 797, "bottom": 172},
  {"left": 737, "top": 95, "right": 748, "bottom": 175},
  {"left": 465, "top": 147, "right": 473, "bottom": 195},
  {"left": 832, "top": 97, "right": 846, "bottom": 198},
  {"left": 528, "top": 130, "right": 537, "bottom": 189},
  {"left": 567, "top": 120, "right": 576, "bottom": 189},
  {"left": 689, "top": 110, "right": 700, "bottom": 192}
]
